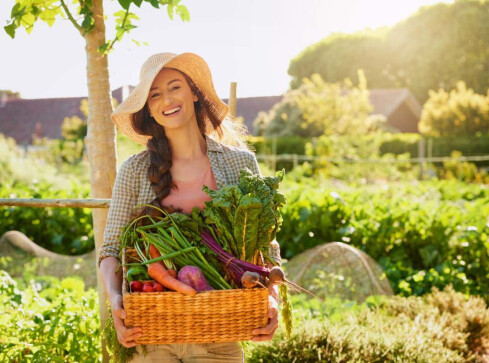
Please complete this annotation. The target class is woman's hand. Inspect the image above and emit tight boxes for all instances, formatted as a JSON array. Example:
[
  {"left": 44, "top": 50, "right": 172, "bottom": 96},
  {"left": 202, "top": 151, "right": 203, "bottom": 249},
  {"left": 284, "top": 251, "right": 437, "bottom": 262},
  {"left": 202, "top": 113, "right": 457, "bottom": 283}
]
[
  {"left": 110, "top": 294, "right": 142, "bottom": 348},
  {"left": 251, "top": 288, "right": 279, "bottom": 342}
]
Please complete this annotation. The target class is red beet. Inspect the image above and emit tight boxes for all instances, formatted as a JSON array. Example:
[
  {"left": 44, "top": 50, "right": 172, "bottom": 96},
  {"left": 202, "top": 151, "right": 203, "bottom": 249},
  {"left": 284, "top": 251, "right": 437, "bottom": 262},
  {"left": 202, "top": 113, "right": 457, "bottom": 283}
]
[{"left": 177, "top": 266, "right": 214, "bottom": 292}]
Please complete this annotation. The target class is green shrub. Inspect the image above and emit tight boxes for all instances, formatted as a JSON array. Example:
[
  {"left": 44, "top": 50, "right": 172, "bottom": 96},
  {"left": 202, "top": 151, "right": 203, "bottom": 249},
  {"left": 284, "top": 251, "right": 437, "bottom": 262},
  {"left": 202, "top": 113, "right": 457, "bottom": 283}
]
[
  {"left": 253, "top": 71, "right": 380, "bottom": 138},
  {"left": 0, "top": 270, "right": 101, "bottom": 362},
  {"left": 420, "top": 81, "right": 489, "bottom": 137},
  {"left": 247, "top": 286, "right": 489, "bottom": 362},
  {"left": 278, "top": 179, "right": 489, "bottom": 300},
  {"left": 0, "top": 180, "right": 94, "bottom": 255}
]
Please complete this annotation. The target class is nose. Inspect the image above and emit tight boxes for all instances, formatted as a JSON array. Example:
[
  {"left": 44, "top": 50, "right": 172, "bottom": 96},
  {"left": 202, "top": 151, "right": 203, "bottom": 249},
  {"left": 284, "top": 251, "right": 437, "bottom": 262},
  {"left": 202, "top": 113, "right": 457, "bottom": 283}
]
[{"left": 162, "top": 92, "right": 173, "bottom": 105}]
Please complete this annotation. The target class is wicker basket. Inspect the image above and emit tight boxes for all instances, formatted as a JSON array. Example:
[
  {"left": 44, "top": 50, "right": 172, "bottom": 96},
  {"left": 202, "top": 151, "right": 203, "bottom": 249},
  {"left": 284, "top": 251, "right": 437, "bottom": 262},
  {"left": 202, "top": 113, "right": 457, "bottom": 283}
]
[{"left": 122, "top": 248, "right": 269, "bottom": 344}]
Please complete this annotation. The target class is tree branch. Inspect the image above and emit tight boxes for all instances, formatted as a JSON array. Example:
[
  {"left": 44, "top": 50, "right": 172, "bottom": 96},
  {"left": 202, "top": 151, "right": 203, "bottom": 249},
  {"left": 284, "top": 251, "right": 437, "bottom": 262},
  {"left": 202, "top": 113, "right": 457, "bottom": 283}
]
[
  {"left": 104, "top": 8, "right": 130, "bottom": 53},
  {"left": 59, "top": 0, "right": 83, "bottom": 34}
]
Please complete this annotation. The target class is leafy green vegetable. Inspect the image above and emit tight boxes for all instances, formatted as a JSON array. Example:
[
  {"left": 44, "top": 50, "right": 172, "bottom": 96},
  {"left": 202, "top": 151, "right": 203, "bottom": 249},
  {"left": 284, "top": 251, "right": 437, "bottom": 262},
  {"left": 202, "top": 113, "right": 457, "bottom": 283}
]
[{"left": 201, "top": 168, "right": 286, "bottom": 263}]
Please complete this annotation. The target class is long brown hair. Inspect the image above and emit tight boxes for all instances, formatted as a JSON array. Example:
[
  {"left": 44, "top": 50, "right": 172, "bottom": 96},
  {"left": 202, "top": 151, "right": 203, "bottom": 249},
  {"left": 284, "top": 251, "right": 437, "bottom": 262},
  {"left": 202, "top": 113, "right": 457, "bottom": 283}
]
[{"left": 130, "top": 70, "right": 224, "bottom": 221}]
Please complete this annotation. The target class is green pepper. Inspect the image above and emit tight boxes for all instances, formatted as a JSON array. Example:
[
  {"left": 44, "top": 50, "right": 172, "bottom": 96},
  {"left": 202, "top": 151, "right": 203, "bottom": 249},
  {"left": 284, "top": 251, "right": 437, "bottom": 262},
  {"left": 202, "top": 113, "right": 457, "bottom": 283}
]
[{"left": 126, "top": 266, "right": 149, "bottom": 282}]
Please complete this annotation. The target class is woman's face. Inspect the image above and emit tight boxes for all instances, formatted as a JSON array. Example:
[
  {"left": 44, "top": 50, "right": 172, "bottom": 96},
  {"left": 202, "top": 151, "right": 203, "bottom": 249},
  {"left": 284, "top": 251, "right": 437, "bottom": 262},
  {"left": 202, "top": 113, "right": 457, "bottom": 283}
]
[{"left": 147, "top": 68, "right": 198, "bottom": 131}]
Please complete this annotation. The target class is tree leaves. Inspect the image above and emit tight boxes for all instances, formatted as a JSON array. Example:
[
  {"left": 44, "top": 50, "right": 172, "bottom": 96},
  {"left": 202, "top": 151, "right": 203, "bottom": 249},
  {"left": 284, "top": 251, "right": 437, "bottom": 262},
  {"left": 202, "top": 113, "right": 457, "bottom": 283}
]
[
  {"left": 4, "top": 0, "right": 189, "bottom": 53},
  {"left": 288, "top": 1, "right": 489, "bottom": 105},
  {"left": 117, "top": 0, "right": 132, "bottom": 11},
  {"left": 4, "top": 23, "right": 16, "bottom": 39}
]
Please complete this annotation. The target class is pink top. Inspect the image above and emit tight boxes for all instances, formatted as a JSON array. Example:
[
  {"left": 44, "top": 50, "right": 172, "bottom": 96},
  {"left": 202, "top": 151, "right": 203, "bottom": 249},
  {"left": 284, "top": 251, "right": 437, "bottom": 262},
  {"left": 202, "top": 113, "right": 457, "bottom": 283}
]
[{"left": 161, "top": 160, "right": 217, "bottom": 214}]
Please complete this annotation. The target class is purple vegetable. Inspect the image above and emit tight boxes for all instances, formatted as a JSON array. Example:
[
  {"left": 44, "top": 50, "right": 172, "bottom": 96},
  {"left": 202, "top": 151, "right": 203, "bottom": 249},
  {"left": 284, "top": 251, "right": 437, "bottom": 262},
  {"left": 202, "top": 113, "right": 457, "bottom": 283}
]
[
  {"left": 177, "top": 265, "right": 214, "bottom": 292},
  {"left": 201, "top": 230, "right": 270, "bottom": 287}
]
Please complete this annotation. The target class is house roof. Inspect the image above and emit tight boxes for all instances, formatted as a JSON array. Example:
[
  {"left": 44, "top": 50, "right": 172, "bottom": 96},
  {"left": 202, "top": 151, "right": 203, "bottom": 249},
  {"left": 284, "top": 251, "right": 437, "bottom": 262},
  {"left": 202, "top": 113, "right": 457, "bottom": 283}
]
[
  {"left": 222, "top": 95, "right": 283, "bottom": 134},
  {"left": 0, "top": 97, "right": 86, "bottom": 145},
  {"left": 369, "top": 88, "right": 422, "bottom": 119},
  {"left": 0, "top": 87, "right": 130, "bottom": 145},
  {"left": 0, "top": 87, "right": 422, "bottom": 145}
]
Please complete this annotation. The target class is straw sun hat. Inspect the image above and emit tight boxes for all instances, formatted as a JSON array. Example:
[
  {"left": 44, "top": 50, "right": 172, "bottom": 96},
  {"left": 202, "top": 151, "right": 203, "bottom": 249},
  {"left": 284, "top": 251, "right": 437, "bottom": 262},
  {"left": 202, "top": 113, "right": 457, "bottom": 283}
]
[{"left": 112, "top": 52, "right": 230, "bottom": 146}]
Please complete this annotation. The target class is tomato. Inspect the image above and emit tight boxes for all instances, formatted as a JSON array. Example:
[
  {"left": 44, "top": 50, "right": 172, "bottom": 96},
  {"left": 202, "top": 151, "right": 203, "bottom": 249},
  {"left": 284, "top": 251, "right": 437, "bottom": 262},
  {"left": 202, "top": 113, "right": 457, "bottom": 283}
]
[
  {"left": 142, "top": 282, "right": 155, "bottom": 292},
  {"left": 153, "top": 282, "right": 165, "bottom": 292},
  {"left": 130, "top": 281, "right": 143, "bottom": 292}
]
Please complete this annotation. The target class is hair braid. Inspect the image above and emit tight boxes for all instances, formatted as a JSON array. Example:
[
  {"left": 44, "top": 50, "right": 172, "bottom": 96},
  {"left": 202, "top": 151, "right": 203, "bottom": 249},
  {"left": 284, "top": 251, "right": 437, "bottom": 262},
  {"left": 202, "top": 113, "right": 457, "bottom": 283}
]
[{"left": 131, "top": 105, "right": 178, "bottom": 222}]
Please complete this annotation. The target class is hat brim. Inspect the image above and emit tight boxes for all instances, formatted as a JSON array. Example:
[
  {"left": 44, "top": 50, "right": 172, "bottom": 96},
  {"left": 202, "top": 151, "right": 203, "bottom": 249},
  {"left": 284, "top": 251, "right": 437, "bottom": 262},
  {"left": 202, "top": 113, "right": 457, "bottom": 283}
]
[{"left": 112, "top": 53, "right": 229, "bottom": 146}]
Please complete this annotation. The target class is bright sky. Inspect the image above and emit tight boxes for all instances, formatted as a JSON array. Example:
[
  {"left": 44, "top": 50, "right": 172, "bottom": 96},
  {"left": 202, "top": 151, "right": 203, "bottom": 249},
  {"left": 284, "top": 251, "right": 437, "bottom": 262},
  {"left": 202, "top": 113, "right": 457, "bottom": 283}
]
[{"left": 0, "top": 0, "right": 453, "bottom": 100}]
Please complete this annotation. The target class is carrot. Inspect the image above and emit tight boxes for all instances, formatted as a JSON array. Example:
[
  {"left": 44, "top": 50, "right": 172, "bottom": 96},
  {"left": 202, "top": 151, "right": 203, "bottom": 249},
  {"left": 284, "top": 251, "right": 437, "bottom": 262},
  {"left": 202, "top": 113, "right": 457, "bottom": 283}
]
[
  {"left": 148, "top": 263, "right": 196, "bottom": 296},
  {"left": 147, "top": 244, "right": 195, "bottom": 295},
  {"left": 149, "top": 244, "right": 164, "bottom": 265}
]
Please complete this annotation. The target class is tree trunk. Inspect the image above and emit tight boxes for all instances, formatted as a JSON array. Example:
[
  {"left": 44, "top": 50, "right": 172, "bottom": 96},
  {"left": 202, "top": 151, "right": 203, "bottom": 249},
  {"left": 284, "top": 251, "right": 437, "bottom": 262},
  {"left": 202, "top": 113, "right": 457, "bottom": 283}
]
[{"left": 84, "top": 0, "right": 117, "bottom": 361}]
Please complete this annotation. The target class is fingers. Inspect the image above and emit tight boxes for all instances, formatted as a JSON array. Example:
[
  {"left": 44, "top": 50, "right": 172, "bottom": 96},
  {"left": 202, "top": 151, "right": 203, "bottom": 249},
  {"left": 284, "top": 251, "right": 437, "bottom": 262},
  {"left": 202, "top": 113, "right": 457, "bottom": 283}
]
[
  {"left": 113, "top": 315, "right": 143, "bottom": 348},
  {"left": 251, "top": 314, "right": 279, "bottom": 342},
  {"left": 110, "top": 294, "right": 142, "bottom": 348},
  {"left": 268, "top": 295, "right": 278, "bottom": 319},
  {"left": 117, "top": 325, "right": 143, "bottom": 348},
  {"left": 250, "top": 293, "right": 280, "bottom": 342}
]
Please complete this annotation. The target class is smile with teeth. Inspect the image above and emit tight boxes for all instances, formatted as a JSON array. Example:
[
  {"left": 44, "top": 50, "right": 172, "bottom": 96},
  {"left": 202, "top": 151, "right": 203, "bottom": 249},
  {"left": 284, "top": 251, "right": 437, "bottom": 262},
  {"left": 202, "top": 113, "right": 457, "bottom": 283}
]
[{"left": 163, "top": 106, "right": 181, "bottom": 115}]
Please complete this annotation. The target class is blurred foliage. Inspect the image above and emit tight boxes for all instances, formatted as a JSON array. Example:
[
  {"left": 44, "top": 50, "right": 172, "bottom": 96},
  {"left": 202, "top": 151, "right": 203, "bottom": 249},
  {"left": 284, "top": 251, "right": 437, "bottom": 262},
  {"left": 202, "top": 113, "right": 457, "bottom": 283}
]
[
  {"left": 0, "top": 270, "right": 101, "bottom": 362},
  {"left": 278, "top": 177, "right": 489, "bottom": 301},
  {"left": 0, "top": 180, "right": 94, "bottom": 255},
  {"left": 248, "top": 286, "right": 489, "bottom": 362},
  {"left": 254, "top": 71, "right": 387, "bottom": 138},
  {"left": 3, "top": 268, "right": 489, "bottom": 362},
  {"left": 288, "top": 0, "right": 489, "bottom": 104},
  {"left": 420, "top": 81, "right": 489, "bottom": 136},
  {"left": 0, "top": 133, "right": 86, "bottom": 188},
  {"left": 0, "top": 89, "right": 21, "bottom": 99}
]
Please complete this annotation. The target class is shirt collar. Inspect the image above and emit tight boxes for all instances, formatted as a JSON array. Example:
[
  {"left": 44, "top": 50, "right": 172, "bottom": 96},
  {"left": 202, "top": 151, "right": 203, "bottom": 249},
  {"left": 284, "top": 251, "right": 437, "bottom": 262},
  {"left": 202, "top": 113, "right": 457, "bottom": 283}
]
[{"left": 205, "top": 135, "right": 223, "bottom": 153}]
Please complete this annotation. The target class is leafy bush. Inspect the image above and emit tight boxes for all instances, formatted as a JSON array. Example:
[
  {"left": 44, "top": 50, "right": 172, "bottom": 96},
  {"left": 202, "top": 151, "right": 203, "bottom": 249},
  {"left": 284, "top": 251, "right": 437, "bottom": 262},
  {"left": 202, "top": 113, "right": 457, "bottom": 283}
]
[
  {"left": 420, "top": 81, "right": 489, "bottom": 137},
  {"left": 254, "top": 71, "right": 384, "bottom": 138},
  {"left": 0, "top": 180, "right": 94, "bottom": 255},
  {"left": 278, "top": 179, "right": 489, "bottom": 300},
  {"left": 247, "top": 286, "right": 489, "bottom": 362},
  {"left": 0, "top": 270, "right": 101, "bottom": 362}
]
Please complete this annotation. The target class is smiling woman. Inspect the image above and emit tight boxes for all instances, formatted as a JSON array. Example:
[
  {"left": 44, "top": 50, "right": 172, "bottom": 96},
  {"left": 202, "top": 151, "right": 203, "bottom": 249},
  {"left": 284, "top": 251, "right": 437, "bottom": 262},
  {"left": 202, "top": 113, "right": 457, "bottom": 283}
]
[
  {"left": 98, "top": 52, "right": 282, "bottom": 362},
  {"left": 147, "top": 69, "right": 199, "bottom": 131}
]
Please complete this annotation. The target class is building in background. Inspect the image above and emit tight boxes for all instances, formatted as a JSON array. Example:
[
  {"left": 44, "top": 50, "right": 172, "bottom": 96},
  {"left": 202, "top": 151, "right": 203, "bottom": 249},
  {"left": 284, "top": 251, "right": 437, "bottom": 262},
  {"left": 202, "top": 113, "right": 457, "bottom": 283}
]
[{"left": 0, "top": 87, "right": 421, "bottom": 145}]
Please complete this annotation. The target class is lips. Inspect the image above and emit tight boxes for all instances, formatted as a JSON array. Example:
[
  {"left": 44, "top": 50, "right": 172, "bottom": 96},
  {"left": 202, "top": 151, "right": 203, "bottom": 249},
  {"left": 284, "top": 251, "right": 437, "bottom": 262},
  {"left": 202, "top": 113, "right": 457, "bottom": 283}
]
[{"left": 163, "top": 106, "right": 181, "bottom": 116}]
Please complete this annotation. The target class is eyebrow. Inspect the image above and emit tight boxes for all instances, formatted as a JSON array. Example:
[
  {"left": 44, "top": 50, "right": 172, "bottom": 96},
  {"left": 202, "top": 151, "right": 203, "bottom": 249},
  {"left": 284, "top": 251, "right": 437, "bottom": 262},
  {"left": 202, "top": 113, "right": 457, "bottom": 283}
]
[{"left": 150, "top": 79, "right": 182, "bottom": 91}]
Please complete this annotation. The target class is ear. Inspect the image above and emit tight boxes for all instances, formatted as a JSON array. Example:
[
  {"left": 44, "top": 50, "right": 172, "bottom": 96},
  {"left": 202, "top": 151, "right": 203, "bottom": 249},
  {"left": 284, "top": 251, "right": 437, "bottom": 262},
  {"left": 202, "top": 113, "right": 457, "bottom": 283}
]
[{"left": 193, "top": 93, "right": 198, "bottom": 102}]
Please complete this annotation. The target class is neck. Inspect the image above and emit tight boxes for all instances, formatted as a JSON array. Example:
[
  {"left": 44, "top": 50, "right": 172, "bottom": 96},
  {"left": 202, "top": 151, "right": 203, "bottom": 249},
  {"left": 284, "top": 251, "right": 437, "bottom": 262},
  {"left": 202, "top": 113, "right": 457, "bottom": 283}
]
[{"left": 165, "top": 122, "right": 207, "bottom": 160}]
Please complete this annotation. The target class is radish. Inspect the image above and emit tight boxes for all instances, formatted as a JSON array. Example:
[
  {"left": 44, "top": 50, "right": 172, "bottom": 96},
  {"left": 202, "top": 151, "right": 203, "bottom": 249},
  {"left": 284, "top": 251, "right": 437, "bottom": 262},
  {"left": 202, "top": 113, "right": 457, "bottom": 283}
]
[
  {"left": 142, "top": 282, "right": 155, "bottom": 292},
  {"left": 130, "top": 280, "right": 143, "bottom": 292},
  {"left": 241, "top": 271, "right": 261, "bottom": 288},
  {"left": 153, "top": 282, "right": 165, "bottom": 292}
]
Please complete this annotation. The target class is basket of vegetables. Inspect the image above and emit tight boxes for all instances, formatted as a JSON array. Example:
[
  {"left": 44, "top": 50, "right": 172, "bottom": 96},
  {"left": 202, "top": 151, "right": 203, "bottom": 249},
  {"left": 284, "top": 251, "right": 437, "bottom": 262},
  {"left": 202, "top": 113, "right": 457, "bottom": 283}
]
[{"left": 120, "top": 169, "right": 292, "bottom": 345}]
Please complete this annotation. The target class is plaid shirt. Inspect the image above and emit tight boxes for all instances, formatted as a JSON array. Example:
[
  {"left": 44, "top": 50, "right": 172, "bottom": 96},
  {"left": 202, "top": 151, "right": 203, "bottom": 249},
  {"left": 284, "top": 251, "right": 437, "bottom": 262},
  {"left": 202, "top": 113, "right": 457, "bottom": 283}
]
[{"left": 98, "top": 136, "right": 281, "bottom": 266}]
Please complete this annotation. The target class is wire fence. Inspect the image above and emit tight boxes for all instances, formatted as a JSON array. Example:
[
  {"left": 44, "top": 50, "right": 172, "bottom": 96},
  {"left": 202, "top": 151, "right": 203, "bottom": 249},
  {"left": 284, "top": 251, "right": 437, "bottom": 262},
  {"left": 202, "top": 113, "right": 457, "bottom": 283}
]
[{"left": 256, "top": 154, "right": 489, "bottom": 165}]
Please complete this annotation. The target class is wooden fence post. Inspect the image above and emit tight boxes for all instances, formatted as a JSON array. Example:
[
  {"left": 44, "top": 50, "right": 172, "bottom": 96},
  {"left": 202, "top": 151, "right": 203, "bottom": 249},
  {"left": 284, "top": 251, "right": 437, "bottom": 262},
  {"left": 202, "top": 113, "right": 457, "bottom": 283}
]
[
  {"left": 229, "top": 82, "right": 237, "bottom": 118},
  {"left": 418, "top": 138, "right": 426, "bottom": 180}
]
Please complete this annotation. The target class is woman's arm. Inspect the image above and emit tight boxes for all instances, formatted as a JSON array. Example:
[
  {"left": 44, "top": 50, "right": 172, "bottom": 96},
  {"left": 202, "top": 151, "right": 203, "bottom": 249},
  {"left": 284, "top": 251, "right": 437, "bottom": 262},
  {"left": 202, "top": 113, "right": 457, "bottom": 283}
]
[
  {"left": 100, "top": 257, "right": 142, "bottom": 348},
  {"left": 98, "top": 155, "right": 142, "bottom": 347}
]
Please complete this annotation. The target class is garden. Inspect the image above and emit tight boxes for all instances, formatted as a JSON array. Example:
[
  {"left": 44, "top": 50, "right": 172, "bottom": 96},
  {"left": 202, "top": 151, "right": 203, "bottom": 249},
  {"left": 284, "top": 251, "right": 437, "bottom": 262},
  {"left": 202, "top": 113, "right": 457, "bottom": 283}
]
[
  {"left": 1, "top": 124, "right": 489, "bottom": 361},
  {"left": 2, "top": 1, "right": 489, "bottom": 361}
]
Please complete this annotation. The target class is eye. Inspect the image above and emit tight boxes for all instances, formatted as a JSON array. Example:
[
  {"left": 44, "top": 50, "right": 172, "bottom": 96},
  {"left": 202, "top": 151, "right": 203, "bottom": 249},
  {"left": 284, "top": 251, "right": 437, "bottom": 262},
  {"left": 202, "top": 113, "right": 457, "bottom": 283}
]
[
  {"left": 170, "top": 86, "right": 181, "bottom": 91},
  {"left": 150, "top": 92, "right": 160, "bottom": 98}
]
